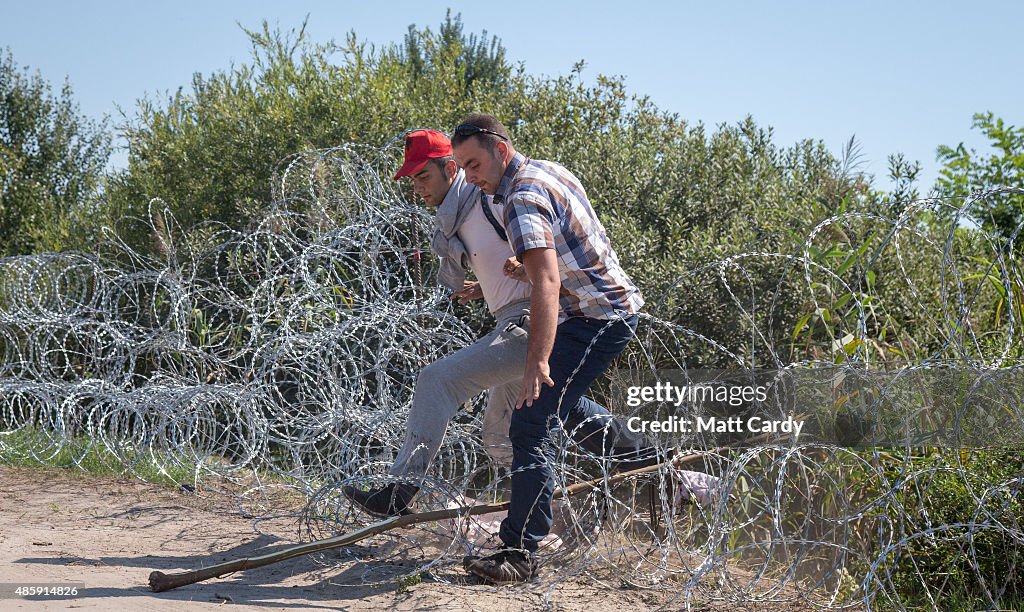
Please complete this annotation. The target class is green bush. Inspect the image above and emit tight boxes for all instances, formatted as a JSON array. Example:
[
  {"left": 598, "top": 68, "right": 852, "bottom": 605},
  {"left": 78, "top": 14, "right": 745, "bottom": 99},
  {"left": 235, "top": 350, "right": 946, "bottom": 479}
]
[
  {"left": 0, "top": 49, "right": 111, "bottom": 255},
  {"left": 881, "top": 449, "right": 1024, "bottom": 608}
]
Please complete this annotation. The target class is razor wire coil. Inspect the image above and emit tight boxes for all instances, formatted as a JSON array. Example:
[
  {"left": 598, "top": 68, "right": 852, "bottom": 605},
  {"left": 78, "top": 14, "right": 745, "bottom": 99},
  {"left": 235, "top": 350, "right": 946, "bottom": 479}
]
[{"left": 0, "top": 142, "right": 1022, "bottom": 609}]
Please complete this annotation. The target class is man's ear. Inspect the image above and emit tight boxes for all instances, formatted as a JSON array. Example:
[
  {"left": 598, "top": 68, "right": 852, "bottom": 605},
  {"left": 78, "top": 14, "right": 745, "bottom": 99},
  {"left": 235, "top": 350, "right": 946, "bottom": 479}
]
[
  {"left": 444, "top": 159, "right": 458, "bottom": 180},
  {"left": 495, "top": 140, "right": 511, "bottom": 162}
]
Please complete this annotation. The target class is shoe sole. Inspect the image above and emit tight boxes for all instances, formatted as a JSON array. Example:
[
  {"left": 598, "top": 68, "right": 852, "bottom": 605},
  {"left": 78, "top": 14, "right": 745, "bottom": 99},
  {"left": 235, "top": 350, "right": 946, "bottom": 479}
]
[
  {"left": 349, "top": 502, "right": 411, "bottom": 520},
  {"left": 341, "top": 488, "right": 409, "bottom": 519},
  {"left": 465, "top": 565, "right": 533, "bottom": 586},
  {"left": 464, "top": 560, "right": 537, "bottom": 585}
]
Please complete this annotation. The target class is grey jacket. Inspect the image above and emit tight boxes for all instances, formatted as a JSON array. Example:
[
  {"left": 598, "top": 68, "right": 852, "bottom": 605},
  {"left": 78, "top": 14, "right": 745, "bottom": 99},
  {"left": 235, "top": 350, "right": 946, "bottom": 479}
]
[{"left": 432, "top": 169, "right": 482, "bottom": 291}]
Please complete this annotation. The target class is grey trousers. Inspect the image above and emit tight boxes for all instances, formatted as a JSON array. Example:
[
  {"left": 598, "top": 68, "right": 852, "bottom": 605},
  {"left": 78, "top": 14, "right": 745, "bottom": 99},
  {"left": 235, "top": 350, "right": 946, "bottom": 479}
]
[{"left": 390, "top": 299, "right": 531, "bottom": 480}]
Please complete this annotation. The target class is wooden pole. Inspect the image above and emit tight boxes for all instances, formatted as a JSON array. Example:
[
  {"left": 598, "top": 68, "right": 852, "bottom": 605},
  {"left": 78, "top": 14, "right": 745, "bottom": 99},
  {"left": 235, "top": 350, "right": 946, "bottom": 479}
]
[{"left": 149, "top": 451, "right": 708, "bottom": 592}]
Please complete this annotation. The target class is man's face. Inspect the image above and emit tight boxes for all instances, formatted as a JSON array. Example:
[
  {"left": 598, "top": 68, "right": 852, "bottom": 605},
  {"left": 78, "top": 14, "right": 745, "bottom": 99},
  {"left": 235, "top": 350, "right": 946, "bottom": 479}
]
[
  {"left": 453, "top": 138, "right": 506, "bottom": 195},
  {"left": 410, "top": 160, "right": 454, "bottom": 207}
]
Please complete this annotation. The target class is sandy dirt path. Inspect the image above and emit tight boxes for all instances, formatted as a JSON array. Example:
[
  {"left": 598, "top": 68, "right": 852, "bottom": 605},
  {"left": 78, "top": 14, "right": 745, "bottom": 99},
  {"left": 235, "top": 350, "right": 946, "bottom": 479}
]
[{"left": 0, "top": 466, "right": 699, "bottom": 611}]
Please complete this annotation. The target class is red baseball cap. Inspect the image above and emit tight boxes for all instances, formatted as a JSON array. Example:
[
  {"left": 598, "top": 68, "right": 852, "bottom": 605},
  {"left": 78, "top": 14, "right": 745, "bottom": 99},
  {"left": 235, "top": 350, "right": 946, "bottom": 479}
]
[{"left": 393, "top": 130, "right": 453, "bottom": 180}]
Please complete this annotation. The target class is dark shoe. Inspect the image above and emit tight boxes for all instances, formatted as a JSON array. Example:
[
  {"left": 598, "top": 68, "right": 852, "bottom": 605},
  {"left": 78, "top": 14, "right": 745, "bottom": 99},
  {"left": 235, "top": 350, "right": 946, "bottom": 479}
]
[
  {"left": 464, "top": 547, "right": 538, "bottom": 585},
  {"left": 462, "top": 554, "right": 481, "bottom": 572},
  {"left": 342, "top": 483, "right": 418, "bottom": 518}
]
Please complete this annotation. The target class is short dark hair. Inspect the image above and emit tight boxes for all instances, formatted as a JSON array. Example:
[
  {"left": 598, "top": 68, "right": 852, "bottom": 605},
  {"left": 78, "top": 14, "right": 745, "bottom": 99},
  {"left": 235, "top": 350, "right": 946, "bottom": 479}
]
[
  {"left": 427, "top": 155, "right": 454, "bottom": 172},
  {"left": 450, "top": 113, "right": 511, "bottom": 154}
]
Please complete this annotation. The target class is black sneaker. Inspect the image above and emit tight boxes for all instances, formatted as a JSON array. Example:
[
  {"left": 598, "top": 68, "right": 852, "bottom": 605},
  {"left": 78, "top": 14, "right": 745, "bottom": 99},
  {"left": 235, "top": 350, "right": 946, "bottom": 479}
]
[
  {"left": 342, "top": 483, "right": 418, "bottom": 518},
  {"left": 464, "top": 547, "right": 538, "bottom": 585}
]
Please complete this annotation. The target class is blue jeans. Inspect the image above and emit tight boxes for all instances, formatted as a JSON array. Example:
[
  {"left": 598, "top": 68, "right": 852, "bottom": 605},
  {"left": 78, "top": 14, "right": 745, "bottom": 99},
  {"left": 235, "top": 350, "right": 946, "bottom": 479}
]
[{"left": 498, "top": 314, "right": 654, "bottom": 552}]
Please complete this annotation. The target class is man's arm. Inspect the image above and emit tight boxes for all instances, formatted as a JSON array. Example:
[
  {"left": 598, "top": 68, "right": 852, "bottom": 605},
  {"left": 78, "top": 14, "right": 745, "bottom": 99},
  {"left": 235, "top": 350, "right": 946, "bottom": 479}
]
[{"left": 518, "top": 247, "right": 559, "bottom": 408}]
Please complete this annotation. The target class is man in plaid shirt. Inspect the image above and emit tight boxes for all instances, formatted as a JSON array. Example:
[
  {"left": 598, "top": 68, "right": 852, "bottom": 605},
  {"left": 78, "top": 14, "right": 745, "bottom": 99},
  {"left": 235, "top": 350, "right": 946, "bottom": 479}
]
[{"left": 451, "top": 113, "right": 648, "bottom": 584}]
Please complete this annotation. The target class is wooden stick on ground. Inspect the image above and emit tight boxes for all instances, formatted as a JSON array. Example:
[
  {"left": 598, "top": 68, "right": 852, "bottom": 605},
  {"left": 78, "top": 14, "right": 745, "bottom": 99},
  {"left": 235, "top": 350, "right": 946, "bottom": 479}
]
[{"left": 148, "top": 451, "right": 707, "bottom": 592}]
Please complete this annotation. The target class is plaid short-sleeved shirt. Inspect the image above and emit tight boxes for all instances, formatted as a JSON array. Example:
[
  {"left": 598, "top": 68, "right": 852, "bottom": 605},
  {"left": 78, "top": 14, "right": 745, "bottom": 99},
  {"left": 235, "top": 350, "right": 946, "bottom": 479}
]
[{"left": 494, "top": 153, "right": 644, "bottom": 320}]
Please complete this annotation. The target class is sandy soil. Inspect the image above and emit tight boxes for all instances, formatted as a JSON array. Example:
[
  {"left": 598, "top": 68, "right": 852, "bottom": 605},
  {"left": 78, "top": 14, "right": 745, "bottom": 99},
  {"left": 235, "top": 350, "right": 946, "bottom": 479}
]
[
  {"left": 0, "top": 465, "right": 830, "bottom": 611},
  {"left": 0, "top": 466, "right": 709, "bottom": 611}
]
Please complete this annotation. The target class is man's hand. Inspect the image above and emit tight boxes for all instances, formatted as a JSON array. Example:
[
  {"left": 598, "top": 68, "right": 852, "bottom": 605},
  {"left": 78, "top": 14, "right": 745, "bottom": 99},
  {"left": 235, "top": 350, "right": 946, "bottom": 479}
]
[
  {"left": 519, "top": 359, "right": 555, "bottom": 408},
  {"left": 451, "top": 280, "right": 483, "bottom": 304},
  {"left": 502, "top": 256, "right": 529, "bottom": 283}
]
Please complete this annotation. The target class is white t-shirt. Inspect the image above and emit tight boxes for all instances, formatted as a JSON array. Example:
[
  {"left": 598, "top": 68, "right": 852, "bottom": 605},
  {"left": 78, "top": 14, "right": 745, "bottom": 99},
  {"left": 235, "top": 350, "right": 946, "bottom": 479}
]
[{"left": 457, "top": 195, "right": 531, "bottom": 313}]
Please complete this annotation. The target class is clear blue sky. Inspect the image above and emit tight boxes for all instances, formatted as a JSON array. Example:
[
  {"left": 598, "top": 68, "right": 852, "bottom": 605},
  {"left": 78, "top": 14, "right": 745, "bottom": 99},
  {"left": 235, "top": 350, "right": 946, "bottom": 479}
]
[{"left": 3, "top": 0, "right": 1021, "bottom": 191}]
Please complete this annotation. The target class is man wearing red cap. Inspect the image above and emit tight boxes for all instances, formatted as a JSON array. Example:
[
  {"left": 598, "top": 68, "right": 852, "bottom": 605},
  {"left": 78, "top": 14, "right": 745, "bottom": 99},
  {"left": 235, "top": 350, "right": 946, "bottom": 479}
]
[
  {"left": 345, "top": 129, "right": 718, "bottom": 554},
  {"left": 343, "top": 129, "right": 533, "bottom": 516}
]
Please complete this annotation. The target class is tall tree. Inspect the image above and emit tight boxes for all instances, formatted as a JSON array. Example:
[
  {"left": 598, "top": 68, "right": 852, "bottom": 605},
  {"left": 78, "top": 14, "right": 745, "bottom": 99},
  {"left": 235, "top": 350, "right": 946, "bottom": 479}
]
[
  {"left": 0, "top": 49, "right": 111, "bottom": 255},
  {"left": 401, "top": 10, "right": 507, "bottom": 88}
]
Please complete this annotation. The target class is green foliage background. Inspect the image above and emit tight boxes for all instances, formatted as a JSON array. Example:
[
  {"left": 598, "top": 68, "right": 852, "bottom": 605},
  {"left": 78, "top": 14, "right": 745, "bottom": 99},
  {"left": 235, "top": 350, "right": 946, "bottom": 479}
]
[{"left": 1, "top": 11, "right": 1023, "bottom": 606}]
